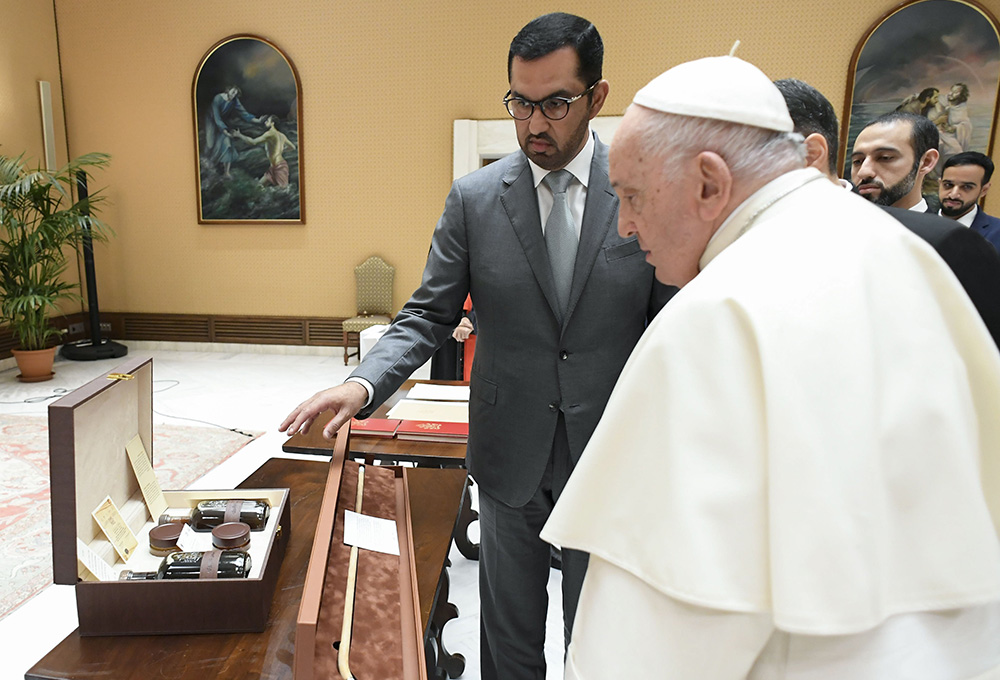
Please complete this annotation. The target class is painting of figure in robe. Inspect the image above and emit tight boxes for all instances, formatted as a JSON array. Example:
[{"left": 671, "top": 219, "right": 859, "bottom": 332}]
[
  {"left": 842, "top": 0, "right": 999, "bottom": 181},
  {"left": 194, "top": 35, "right": 303, "bottom": 223}
]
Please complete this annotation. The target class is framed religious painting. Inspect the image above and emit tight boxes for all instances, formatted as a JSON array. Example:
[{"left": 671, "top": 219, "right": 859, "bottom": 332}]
[
  {"left": 840, "top": 0, "right": 1000, "bottom": 183},
  {"left": 193, "top": 35, "right": 304, "bottom": 223}
]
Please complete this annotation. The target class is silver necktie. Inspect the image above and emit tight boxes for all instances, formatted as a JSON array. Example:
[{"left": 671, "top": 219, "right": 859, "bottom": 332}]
[{"left": 542, "top": 169, "right": 578, "bottom": 315}]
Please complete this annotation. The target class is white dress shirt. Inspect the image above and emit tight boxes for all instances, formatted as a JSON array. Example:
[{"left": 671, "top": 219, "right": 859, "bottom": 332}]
[
  {"left": 528, "top": 129, "right": 595, "bottom": 239},
  {"left": 940, "top": 204, "right": 980, "bottom": 228}
]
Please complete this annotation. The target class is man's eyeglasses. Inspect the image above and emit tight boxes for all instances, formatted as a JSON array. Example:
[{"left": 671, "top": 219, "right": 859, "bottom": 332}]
[{"left": 503, "top": 82, "right": 598, "bottom": 121}]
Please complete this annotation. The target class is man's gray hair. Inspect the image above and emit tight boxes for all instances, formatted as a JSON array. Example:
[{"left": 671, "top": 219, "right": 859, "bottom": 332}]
[{"left": 629, "top": 105, "right": 806, "bottom": 182}]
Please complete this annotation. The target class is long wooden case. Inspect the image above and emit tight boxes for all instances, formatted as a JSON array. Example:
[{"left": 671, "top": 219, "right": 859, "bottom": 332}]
[
  {"left": 48, "top": 355, "right": 291, "bottom": 636},
  {"left": 294, "top": 422, "right": 427, "bottom": 680}
]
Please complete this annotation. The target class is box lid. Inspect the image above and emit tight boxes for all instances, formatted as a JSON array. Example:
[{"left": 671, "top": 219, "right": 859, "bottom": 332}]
[{"left": 48, "top": 355, "right": 153, "bottom": 584}]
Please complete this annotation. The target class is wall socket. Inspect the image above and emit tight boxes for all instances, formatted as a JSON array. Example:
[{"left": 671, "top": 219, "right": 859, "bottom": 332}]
[
  {"left": 100, "top": 322, "right": 111, "bottom": 333},
  {"left": 68, "top": 322, "right": 84, "bottom": 335}
]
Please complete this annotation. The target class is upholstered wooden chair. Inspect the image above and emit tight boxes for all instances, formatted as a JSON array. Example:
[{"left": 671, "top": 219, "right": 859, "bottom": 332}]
[{"left": 342, "top": 255, "right": 394, "bottom": 365}]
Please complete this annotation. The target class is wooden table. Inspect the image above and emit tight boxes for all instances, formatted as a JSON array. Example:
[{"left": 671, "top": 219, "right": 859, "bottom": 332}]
[
  {"left": 282, "top": 379, "right": 467, "bottom": 465},
  {"left": 27, "top": 457, "right": 467, "bottom": 680},
  {"left": 283, "top": 380, "right": 480, "bottom": 562}
]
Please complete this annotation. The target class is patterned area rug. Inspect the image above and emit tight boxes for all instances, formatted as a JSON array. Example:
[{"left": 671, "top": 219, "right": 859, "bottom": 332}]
[{"left": 0, "top": 414, "right": 260, "bottom": 620}]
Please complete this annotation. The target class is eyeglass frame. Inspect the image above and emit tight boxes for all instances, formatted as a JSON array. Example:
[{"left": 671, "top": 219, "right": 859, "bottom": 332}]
[{"left": 502, "top": 81, "right": 600, "bottom": 121}]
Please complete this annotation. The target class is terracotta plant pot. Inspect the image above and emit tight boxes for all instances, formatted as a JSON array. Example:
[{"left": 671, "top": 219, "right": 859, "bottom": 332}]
[{"left": 11, "top": 347, "right": 57, "bottom": 382}]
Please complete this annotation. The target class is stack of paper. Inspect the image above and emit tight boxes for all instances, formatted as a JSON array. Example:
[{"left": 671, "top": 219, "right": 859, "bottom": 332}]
[
  {"left": 396, "top": 420, "right": 469, "bottom": 444},
  {"left": 404, "top": 383, "right": 470, "bottom": 402},
  {"left": 382, "top": 382, "right": 471, "bottom": 443},
  {"left": 386, "top": 399, "right": 469, "bottom": 424}
]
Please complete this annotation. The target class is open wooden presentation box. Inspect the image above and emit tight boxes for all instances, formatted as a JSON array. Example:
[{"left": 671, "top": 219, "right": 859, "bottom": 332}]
[
  {"left": 294, "top": 422, "right": 427, "bottom": 680},
  {"left": 48, "top": 355, "right": 291, "bottom": 636}
]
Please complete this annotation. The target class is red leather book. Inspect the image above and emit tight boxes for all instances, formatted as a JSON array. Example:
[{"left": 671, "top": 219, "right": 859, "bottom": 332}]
[
  {"left": 396, "top": 420, "right": 469, "bottom": 443},
  {"left": 350, "top": 418, "right": 401, "bottom": 438}
]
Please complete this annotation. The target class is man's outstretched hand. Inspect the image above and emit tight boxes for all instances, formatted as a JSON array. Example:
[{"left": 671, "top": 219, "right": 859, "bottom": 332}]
[{"left": 279, "top": 382, "right": 369, "bottom": 440}]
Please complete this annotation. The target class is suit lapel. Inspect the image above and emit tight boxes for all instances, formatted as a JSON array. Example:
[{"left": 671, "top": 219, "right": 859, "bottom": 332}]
[
  {"left": 972, "top": 208, "right": 988, "bottom": 232},
  {"left": 500, "top": 155, "right": 563, "bottom": 320},
  {"left": 565, "top": 137, "right": 616, "bottom": 323},
  {"left": 499, "top": 136, "right": 619, "bottom": 329}
]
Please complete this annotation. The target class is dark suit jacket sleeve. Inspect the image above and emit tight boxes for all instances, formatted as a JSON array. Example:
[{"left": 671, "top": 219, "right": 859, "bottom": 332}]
[
  {"left": 350, "top": 180, "right": 472, "bottom": 416},
  {"left": 972, "top": 210, "right": 1000, "bottom": 254},
  {"left": 934, "top": 227, "right": 1000, "bottom": 350},
  {"left": 648, "top": 281, "right": 678, "bottom": 321},
  {"left": 883, "top": 206, "right": 1000, "bottom": 351}
]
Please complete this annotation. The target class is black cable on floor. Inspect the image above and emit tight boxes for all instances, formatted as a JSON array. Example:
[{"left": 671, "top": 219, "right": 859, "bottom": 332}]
[
  {"left": 153, "top": 379, "right": 180, "bottom": 393},
  {"left": 151, "top": 407, "right": 256, "bottom": 438},
  {"left": 151, "top": 379, "right": 255, "bottom": 437},
  {"left": 0, "top": 379, "right": 255, "bottom": 438},
  {"left": 0, "top": 387, "right": 70, "bottom": 404}
]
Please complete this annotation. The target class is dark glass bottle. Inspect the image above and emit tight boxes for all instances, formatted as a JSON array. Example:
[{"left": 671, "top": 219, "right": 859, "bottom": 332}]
[
  {"left": 158, "top": 499, "right": 270, "bottom": 531},
  {"left": 120, "top": 550, "right": 251, "bottom": 580}
]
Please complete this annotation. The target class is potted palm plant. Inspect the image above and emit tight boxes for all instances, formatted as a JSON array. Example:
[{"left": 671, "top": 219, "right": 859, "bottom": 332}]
[{"left": 0, "top": 152, "right": 110, "bottom": 381}]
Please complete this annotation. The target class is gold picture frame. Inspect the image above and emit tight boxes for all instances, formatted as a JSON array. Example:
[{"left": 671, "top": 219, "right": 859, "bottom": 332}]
[{"left": 193, "top": 34, "right": 304, "bottom": 224}]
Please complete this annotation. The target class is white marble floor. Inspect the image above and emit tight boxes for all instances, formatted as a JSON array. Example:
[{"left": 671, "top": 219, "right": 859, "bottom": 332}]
[{"left": 0, "top": 342, "right": 564, "bottom": 680}]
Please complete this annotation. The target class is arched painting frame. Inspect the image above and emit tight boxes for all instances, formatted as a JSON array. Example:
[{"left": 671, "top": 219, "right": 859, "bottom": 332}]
[
  {"left": 193, "top": 35, "right": 304, "bottom": 224},
  {"left": 840, "top": 0, "right": 1000, "bottom": 186}
]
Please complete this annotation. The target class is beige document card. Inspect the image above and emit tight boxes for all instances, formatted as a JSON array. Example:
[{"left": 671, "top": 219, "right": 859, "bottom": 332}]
[
  {"left": 91, "top": 495, "right": 138, "bottom": 562},
  {"left": 76, "top": 538, "right": 117, "bottom": 582},
  {"left": 386, "top": 399, "right": 470, "bottom": 423},
  {"left": 125, "top": 434, "right": 167, "bottom": 520}
]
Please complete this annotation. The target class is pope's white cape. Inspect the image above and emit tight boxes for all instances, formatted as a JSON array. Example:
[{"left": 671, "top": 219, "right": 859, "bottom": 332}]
[{"left": 541, "top": 170, "right": 1000, "bottom": 635}]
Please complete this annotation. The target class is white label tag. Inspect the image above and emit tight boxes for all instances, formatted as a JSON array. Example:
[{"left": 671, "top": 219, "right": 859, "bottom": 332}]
[
  {"left": 176, "top": 523, "right": 214, "bottom": 553},
  {"left": 76, "top": 538, "right": 117, "bottom": 581},
  {"left": 343, "top": 509, "right": 399, "bottom": 556}
]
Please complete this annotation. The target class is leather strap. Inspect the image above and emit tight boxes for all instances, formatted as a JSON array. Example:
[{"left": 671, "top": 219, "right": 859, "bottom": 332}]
[
  {"left": 224, "top": 500, "right": 243, "bottom": 524},
  {"left": 199, "top": 550, "right": 222, "bottom": 579}
]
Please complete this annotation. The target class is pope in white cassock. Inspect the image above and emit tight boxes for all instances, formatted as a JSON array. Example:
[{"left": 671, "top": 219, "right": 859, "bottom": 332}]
[{"left": 541, "top": 56, "right": 1000, "bottom": 679}]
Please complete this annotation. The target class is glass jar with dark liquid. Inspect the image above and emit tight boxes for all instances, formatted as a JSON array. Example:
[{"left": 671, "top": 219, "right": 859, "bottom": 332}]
[{"left": 158, "top": 499, "right": 270, "bottom": 531}]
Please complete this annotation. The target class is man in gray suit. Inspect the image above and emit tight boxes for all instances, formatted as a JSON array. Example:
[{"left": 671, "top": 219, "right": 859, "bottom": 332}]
[{"left": 281, "top": 12, "right": 672, "bottom": 679}]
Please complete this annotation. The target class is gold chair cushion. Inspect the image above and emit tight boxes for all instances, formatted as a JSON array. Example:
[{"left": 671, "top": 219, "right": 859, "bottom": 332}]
[{"left": 342, "top": 315, "right": 392, "bottom": 333}]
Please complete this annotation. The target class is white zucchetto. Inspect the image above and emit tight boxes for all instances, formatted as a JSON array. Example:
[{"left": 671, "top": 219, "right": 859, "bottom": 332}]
[{"left": 633, "top": 56, "right": 794, "bottom": 132}]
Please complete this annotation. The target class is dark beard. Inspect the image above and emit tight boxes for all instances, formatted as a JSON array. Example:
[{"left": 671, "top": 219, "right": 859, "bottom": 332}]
[
  {"left": 872, "top": 164, "right": 919, "bottom": 207},
  {"left": 520, "top": 105, "right": 592, "bottom": 171},
  {"left": 941, "top": 199, "right": 975, "bottom": 217}
]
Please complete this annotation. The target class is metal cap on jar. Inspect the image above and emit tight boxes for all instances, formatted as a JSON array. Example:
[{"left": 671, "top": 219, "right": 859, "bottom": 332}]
[
  {"left": 148, "top": 522, "right": 184, "bottom": 550},
  {"left": 212, "top": 522, "right": 251, "bottom": 550}
]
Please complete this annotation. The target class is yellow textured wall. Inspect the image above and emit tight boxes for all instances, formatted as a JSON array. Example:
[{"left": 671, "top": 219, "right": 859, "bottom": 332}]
[
  {"left": 0, "top": 0, "right": 67, "bottom": 167},
  {"left": 0, "top": 0, "right": 77, "bottom": 310},
  {"left": 29, "top": 0, "right": 1000, "bottom": 318}
]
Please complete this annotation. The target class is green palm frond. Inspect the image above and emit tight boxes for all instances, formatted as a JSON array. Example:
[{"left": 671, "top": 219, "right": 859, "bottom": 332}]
[{"left": 0, "top": 152, "right": 112, "bottom": 350}]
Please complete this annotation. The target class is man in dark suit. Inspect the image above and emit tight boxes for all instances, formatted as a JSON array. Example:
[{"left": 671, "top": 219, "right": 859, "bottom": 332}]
[
  {"left": 851, "top": 111, "right": 940, "bottom": 212},
  {"left": 939, "top": 151, "right": 1000, "bottom": 253},
  {"left": 281, "top": 13, "right": 673, "bottom": 679},
  {"left": 775, "top": 78, "right": 1000, "bottom": 349}
]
